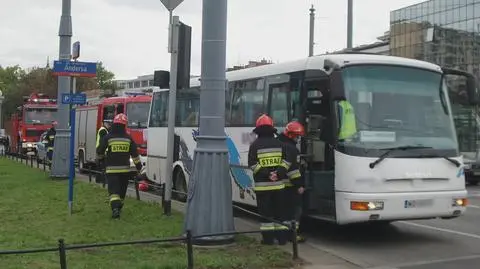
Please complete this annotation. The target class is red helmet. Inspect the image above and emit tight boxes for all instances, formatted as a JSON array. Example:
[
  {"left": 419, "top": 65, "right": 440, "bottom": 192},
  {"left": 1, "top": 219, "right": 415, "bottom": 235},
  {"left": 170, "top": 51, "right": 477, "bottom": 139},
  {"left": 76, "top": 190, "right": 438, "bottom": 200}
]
[
  {"left": 283, "top": 121, "right": 305, "bottom": 139},
  {"left": 255, "top": 114, "right": 274, "bottom": 128},
  {"left": 113, "top": 113, "right": 128, "bottom": 125}
]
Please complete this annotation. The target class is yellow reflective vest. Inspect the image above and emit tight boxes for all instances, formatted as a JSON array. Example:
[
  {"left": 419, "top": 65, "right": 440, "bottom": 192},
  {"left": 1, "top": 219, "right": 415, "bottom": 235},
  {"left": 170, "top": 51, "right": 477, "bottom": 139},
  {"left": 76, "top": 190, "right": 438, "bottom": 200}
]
[{"left": 338, "top": 100, "right": 357, "bottom": 140}]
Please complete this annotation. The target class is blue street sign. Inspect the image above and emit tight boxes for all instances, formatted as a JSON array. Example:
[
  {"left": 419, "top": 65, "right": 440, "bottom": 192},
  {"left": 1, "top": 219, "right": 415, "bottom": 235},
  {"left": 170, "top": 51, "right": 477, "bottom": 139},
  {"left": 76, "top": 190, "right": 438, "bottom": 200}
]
[
  {"left": 53, "top": 60, "right": 97, "bottom": 78},
  {"left": 61, "top": 93, "right": 87, "bottom": 105}
]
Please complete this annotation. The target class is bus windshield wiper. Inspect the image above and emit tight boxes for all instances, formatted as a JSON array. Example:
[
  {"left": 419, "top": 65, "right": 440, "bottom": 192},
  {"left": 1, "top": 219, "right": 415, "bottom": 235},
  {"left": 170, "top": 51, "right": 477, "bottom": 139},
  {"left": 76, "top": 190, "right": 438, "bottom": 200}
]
[
  {"left": 415, "top": 154, "right": 461, "bottom": 167},
  {"left": 369, "top": 146, "right": 433, "bottom": 169}
]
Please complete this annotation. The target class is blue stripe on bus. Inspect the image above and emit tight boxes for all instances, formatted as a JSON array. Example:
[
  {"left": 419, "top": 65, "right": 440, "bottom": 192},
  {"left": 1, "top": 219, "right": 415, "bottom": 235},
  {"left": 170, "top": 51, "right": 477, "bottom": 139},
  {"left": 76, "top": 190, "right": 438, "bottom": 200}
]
[{"left": 192, "top": 128, "right": 252, "bottom": 190}]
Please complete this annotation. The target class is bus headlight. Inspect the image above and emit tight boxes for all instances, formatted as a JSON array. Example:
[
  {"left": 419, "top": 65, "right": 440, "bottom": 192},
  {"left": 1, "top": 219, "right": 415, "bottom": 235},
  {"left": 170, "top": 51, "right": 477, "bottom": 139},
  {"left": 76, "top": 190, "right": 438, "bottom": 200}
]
[
  {"left": 452, "top": 198, "right": 467, "bottom": 207},
  {"left": 350, "top": 201, "right": 384, "bottom": 211}
]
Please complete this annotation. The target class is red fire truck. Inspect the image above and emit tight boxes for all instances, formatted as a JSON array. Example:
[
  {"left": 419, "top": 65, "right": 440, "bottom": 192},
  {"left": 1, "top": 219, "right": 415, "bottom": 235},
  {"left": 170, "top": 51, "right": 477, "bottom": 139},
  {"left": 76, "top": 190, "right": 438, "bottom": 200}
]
[
  {"left": 6, "top": 93, "right": 57, "bottom": 155},
  {"left": 74, "top": 93, "right": 151, "bottom": 171}
]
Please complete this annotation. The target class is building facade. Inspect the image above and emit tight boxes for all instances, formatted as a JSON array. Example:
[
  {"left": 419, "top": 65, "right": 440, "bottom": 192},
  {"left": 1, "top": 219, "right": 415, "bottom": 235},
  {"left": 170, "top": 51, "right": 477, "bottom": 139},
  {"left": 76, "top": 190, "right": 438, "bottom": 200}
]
[
  {"left": 114, "top": 74, "right": 156, "bottom": 96},
  {"left": 390, "top": 0, "right": 480, "bottom": 76},
  {"left": 390, "top": 0, "right": 480, "bottom": 155}
]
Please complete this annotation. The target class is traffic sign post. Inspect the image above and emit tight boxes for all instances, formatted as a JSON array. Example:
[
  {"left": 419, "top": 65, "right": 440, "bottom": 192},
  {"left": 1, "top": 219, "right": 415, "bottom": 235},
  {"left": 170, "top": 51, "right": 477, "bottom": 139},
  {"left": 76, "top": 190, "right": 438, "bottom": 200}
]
[
  {"left": 159, "top": 0, "right": 184, "bottom": 216},
  {"left": 62, "top": 92, "right": 87, "bottom": 215}
]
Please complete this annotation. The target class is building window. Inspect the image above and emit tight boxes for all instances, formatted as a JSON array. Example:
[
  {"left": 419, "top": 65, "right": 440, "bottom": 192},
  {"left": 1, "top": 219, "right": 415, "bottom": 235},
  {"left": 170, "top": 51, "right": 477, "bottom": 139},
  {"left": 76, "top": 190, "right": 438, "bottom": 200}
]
[{"left": 141, "top": 80, "right": 148, "bottom": 87}]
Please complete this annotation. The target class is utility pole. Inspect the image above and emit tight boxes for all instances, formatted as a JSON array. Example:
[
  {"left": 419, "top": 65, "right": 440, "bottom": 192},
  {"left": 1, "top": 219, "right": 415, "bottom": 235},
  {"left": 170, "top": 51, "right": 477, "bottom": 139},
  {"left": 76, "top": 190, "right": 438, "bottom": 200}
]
[
  {"left": 184, "top": 0, "right": 235, "bottom": 245},
  {"left": 309, "top": 4, "right": 315, "bottom": 57},
  {"left": 347, "top": 0, "right": 353, "bottom": 49},
  {"left": 51, "top": 0, "right": 72, "bottom": 178}
]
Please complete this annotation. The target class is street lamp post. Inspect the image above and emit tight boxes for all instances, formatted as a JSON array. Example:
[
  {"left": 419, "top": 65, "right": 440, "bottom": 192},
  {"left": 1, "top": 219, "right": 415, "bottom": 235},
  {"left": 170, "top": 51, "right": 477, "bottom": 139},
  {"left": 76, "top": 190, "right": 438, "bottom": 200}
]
[
  {"left": 347, "top": 0, "right": 353, "bottom": 49},
  {"left": 184, "top": 0, "right": 235, "bottom": 245},
  {"left": 51, "top": 0, "right": 73, "bottom": 178}
]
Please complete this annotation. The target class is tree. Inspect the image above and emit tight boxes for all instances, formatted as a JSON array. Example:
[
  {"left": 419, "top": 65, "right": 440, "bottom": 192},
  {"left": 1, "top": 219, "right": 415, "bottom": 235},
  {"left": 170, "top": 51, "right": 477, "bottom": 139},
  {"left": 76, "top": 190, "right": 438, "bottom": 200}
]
[{"left": 96, "top": 61, "right": 117, "bottom": 93}]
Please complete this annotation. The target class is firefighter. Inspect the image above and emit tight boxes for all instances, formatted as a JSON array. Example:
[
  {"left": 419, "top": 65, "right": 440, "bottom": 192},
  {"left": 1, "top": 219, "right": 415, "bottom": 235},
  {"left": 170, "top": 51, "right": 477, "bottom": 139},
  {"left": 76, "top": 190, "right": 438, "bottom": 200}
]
[
  {"left": 95, "top": 120, "right": 112, "bottom": 183},
  {"left": 248, "top": 114, "right": 291, "bottom": 245},
  {"left": 96, "top": 113, "right": 142, "bottom": 219},
  {"left": 45, "top": 121, "right": 57, "bottom": 164},
  {"left": 277, "top": 121, "right": 306, "bottom": 243}
]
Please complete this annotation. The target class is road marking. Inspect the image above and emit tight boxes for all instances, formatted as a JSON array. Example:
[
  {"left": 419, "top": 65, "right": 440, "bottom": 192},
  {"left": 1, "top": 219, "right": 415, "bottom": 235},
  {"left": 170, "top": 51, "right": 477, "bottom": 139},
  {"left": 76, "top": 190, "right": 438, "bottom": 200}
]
[
  {"left": 400, "top": 221, "right": 480, "bottom": 239},
  {"left": 372, "top": 254, "right": 480, "bottom": 269},
  {"left": 468, "top": 204, "right": 480, "bottom": 209}
]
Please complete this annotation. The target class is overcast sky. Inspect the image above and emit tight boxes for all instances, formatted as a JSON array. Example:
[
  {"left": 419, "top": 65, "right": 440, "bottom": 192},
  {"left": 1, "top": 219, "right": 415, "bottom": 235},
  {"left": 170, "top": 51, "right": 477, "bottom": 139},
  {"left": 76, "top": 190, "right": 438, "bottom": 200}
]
[{"left": 0, "top": 0, "right": 425, "bottom": 80}]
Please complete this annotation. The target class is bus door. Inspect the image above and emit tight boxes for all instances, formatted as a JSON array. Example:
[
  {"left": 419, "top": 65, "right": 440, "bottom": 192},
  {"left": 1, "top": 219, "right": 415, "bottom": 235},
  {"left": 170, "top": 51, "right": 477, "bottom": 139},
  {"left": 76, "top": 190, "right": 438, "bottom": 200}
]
[{"left": 301, "top": 71, "right": 336, "bottom": 219}]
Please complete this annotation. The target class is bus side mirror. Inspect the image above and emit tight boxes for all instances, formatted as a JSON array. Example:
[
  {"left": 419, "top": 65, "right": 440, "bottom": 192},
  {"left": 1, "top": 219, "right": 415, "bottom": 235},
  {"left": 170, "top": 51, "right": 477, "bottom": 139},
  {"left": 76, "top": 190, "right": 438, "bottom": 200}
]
[
  {"left": 329, "top": 69, "right": 346, "bottom": 101},
  {"left": 442, "top": 67, "right": 478, "bottom": 106}
]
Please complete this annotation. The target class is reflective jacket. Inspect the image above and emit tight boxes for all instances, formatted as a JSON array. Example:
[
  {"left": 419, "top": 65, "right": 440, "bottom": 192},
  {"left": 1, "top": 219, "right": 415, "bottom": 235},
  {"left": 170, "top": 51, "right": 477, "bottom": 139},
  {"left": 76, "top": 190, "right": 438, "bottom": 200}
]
[
  {"left": 96, "top": 132, "right": 142, "bottom": 174},
  {"left": 277, "top": 133, "right": 304, "bottom": 189},
  {"left": 248, "top": 136, "right": 291, "bottom": 192},
  {"left": 338, "top": 100, "right": 357, "bottom": 140},
  {"left": 45, "top": 128, "right": 56, "bottom": 151},
  {"left": 96, "top": 126, "right": 109, "bottom": 149}
]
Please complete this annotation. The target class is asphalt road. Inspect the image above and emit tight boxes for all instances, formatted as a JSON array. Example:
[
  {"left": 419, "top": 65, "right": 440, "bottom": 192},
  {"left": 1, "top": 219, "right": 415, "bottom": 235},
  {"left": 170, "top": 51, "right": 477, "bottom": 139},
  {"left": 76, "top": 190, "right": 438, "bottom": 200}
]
[{"left": 303, "top": 185, "right": 480, "bottom": 269}]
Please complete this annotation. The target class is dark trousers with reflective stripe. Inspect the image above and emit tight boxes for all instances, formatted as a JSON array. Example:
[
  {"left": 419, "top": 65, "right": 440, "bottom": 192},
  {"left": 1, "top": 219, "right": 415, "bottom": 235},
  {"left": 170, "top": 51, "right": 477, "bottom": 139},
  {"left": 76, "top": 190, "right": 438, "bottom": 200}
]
[
  {"left": 284, "top": 186, "right": 303, "bottom": 232},
  {"left": 107, "top": 173, "right": 131, "bottom": 211},
  {"left": 256, "top": 189, "right": 288, "bottom": 244}
]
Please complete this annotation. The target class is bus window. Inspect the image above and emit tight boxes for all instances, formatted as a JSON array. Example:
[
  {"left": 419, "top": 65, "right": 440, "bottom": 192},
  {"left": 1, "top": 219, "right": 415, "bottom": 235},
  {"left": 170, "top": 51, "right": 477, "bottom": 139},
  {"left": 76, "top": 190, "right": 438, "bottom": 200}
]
[
  {"left": 269, "top": 83, "right": 289, "bottom": 126},
  {"left": 176, "top": 88, "right": 200, "bottom": 127},
  {"left": 230, "top": 79, "right": 265, "bottom": 126},
  {"left": 148, "top": 92, "right": 169, "bottom": 127}
]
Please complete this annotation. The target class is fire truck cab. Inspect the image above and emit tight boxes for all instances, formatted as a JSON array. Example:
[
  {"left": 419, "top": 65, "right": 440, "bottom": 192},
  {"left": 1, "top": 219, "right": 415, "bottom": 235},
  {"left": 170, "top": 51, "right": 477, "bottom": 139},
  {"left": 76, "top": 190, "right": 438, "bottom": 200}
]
[
  {"left": 75, "top": 93, "right": 151, "bottom": 171},
  {"left": 7, "top": 93, "right": 57, "bottom": 156}
]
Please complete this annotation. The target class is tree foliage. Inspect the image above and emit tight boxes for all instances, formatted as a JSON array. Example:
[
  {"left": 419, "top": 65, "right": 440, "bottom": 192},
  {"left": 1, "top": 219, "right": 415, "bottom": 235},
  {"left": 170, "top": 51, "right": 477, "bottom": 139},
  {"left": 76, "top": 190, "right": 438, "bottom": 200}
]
[{"left": 0, "top": 61, "right": 117, "bottom": 122}]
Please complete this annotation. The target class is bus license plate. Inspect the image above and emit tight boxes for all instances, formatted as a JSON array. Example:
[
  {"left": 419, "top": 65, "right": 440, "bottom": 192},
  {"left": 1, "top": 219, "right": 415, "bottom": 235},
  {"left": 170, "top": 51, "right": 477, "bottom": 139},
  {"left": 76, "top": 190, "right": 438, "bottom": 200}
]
[{"left": 404, "top": 199, "right": 433, "bottom": 208}]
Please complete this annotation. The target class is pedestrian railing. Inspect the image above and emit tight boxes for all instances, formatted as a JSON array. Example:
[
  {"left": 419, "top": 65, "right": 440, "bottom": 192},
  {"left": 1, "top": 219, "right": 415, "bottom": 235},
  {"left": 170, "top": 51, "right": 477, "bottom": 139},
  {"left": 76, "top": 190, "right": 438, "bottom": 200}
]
[{"left": 0, "top": 149, "right": 301, "bottom": 268}]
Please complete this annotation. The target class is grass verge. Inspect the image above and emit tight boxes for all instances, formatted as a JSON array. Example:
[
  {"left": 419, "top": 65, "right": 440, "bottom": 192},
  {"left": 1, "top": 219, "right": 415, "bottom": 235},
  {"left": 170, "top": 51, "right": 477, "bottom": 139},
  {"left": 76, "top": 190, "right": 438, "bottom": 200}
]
[{"left": 0, "top": 158, "right": 299, "bottom": 269}]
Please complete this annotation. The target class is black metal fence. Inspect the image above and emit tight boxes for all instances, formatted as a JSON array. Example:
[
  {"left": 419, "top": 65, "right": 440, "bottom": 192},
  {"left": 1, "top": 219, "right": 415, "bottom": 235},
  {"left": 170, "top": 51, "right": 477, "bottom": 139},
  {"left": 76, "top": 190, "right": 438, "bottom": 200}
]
[{"left": 0, "top": 149, "right": 301, "bottom": 268}]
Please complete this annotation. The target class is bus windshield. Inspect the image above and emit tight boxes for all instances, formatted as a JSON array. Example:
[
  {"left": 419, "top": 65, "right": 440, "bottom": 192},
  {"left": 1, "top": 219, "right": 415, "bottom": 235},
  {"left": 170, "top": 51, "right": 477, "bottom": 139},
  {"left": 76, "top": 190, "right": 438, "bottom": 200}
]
[
  {"left": 339, "top": 65, "right": 458, "bottom": 156},
  {"left": 24, "top": 107, "right": 57, "bottom": 125},
  {"left": 126, "top": 102, "right": 150, "bottom": 129}
]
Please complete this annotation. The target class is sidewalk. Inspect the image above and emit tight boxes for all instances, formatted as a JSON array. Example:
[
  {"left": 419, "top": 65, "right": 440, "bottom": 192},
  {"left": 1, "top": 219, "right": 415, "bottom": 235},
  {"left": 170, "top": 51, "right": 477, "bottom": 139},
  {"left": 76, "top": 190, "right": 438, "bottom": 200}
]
[{"left": 72, "top": 173, "right": 360, "bottom": 269}]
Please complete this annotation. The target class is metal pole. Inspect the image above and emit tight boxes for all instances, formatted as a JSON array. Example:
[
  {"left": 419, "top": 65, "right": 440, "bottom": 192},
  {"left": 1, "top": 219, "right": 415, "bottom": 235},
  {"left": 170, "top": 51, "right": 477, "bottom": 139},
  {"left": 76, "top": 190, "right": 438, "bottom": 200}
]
[
  {"left": 309, "top": 5, "right": 315, "bottom": 57},
  {"left": 164, "top": 14, "right": 179, "bottom": 216},
  {"left": 184, "top": 0, "right": 235, "bottom": 245},
  {"left": 0, "top": 95, "right": 4, "bottom": 129},
  {"left": 347, "top": 0, "right": 353, "bottom": 49},
  {"left": 51, "top": 0, "right": 72, "bottom": 178},
  {"left": 68, "top": 107, "right": 75, "bottom": 215}
]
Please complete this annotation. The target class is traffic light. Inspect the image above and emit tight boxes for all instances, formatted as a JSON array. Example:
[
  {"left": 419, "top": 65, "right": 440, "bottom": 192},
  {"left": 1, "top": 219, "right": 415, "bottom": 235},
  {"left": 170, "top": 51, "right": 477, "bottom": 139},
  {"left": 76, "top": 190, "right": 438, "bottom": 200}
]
[{"left": 153, "top": 70, "right": 170, "bottom": 89}]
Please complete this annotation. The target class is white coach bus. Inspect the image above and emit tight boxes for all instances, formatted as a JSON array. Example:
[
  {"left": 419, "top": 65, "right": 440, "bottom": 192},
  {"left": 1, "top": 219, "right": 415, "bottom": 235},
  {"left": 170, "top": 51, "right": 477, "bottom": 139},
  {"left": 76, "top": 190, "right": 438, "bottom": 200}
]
[{"left": 146, "top": 53, "right": 477, "bottom": 225}]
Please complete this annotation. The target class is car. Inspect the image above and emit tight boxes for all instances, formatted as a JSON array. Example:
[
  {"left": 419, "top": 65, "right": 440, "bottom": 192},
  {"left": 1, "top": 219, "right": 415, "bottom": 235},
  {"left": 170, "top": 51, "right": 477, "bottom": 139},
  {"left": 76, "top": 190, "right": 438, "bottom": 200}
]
[
  {"left": 463, "top": 153, "right": 480, "bottom": 185},
  {"left": 36, "top": 131, "right": 48, "bottom": 162}
]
